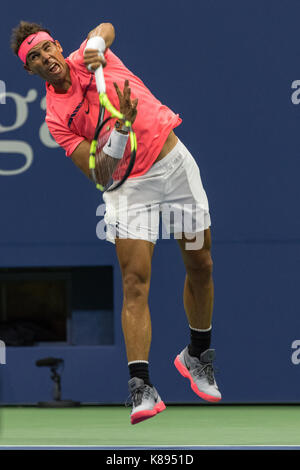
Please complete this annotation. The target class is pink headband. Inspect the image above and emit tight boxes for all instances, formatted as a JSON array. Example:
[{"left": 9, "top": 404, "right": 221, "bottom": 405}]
[{"left": 18, "top": 31, "right": 55, "bottom": 63}]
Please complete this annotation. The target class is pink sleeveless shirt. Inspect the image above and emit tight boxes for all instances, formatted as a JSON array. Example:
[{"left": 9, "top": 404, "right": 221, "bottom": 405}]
[{"left": 46, "top": 40, "right": 182, "bottom": 178}]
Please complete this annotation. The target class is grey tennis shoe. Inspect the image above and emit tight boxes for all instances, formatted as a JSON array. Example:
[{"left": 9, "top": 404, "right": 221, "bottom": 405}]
[
  {"left": 127, "top": 377, "right": 166, "bottom": 425},
  {"left": 174, "top": 347, "right": 222, "bottom": 402}
]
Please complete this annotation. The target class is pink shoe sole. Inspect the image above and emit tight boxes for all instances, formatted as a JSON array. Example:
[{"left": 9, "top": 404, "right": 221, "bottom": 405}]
[
  {"left": 131, "top": 401, "right": 166, "bottom": 425},
  {"left": 174, "top": 356, "right": 221, "bottom": 403}
]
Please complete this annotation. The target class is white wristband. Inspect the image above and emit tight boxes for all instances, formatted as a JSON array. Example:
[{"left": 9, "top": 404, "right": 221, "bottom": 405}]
[
  {"left": 103, "top": 129, "right": 129, "bottom": 159},
  {"left": 85, "top": 36, "right": 106, "bottom": 56}
]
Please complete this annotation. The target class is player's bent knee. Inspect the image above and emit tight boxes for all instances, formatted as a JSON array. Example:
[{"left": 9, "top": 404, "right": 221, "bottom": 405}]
[
  {"left": 186, "top": 248, "right": 213, "bottom": 271},
  {"left": 122, "top": 271, "right": 150, "bottom": 302},
  {"left": 186, "top": 252, "right": 213, "bottom": 284}
]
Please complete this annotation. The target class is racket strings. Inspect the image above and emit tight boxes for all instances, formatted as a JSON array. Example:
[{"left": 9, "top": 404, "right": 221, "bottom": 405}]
[
  {"left": 95, "top": 149, "right": 120, "bottom": 187},
  {"left": 89, "top": 93, "right": 137, "bottom": 192},
  {"left": 94, "top": 115, "right": 133, "bottom": 189}
]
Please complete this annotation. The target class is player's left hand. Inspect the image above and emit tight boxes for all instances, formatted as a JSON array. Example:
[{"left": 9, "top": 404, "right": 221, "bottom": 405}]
[
  {"left": 113, "top": 80, "right": 138, "bottom": 125},
  {"left": 84, "top": 49, "right": 107, "bottom": 72}
]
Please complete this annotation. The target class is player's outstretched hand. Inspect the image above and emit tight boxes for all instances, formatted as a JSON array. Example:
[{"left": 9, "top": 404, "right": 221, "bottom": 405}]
[
  {"left": 84, "top": 49, "right": 107, "bottom": 72},
  {"left": 113, "top": 80, "right": 138, "bottom": 125}
]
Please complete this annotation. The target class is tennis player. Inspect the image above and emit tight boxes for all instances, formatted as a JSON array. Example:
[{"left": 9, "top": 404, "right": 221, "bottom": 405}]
[{"left": 11, "top": 21, "right": 222, "bottom": 424}]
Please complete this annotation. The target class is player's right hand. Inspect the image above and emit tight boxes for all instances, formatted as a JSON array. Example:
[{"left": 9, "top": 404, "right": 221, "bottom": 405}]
[{"left": 84, "top": 49, "right": 107, "bottom": 72}]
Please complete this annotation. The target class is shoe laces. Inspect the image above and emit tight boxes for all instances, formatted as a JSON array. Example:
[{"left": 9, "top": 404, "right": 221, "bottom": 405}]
[
  {"left": 125, "top": 385, "right": 152, "bottom": 408},
  {"left": 194, "top": 362, "right": 216, "bottom": 385}
]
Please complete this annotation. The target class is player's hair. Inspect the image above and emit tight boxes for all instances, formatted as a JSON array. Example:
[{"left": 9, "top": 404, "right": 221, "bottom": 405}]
[{"left": 10, "top": 21, "right": 51, "bottom": 55}]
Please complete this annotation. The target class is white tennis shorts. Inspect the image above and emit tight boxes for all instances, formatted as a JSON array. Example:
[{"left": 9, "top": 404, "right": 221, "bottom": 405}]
[{"left": 102, "top": 139, "right": 211, "bottom": 245}]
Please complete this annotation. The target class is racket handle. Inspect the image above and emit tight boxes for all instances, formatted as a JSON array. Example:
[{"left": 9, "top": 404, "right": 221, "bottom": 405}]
[{"left": 95, "top": 66, "right": 106, "bottom": 94}]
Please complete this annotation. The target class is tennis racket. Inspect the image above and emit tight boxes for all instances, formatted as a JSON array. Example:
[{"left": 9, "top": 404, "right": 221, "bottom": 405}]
[{"left": 89, "top": 66, "right": 137, "bottom": 192}]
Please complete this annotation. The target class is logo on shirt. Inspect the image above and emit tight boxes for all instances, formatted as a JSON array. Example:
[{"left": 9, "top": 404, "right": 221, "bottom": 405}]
[
  {"left": 107, "top": 139, "right": 111, "bottom": 147},
  {"left": 68, "top": 75, "right": 93, "bottom": 128}
]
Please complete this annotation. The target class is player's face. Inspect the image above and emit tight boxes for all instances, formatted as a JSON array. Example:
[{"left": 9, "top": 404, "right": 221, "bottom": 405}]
[{"left": 25, "top": 40, "right": 69, "bottom": 84}]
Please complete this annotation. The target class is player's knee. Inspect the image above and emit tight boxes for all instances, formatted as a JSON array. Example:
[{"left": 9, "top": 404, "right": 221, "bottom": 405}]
[
  {"left": 187, "top": 251, "right": 213, "bottom": 285},
  {"left": 122, "top": 271, "right": 150, "bottom": 302}
]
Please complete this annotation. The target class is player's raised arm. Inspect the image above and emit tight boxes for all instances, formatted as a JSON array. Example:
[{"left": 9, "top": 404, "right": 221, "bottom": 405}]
[
  {"left": 84, "top": 23, "right": 115, "bottom": 72},
  {"left": 70, "top": 79, "right": 138, "bottom": 186},
  {"left": 87, "top": 22, "right": 115, "bottom": 46}
]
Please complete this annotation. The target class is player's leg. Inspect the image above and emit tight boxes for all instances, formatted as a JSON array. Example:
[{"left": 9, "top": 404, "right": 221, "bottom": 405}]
[
  {"left": 178, "top": 228, "right": 213, "bottom": 332},
  {"left": 115, "top": 238, "right": 166, "bottom": 424},
  {"left": 103, "top": 149, "right": 170, "bottom": 423},
  {"left": 115, "top": 238, "right": 154, "bottom": 364},
  {"left": 159, "top": 137, "right": 221, "bottom": 401},
  {"left": 174, "top": 229, "right": 221, "bottom": 402}
]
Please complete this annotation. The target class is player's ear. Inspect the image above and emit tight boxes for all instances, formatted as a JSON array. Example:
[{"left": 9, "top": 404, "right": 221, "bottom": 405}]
[
  {"left": 54, "top": 40, "right": 63, "bottom": 53},
  {"left": 24, "top": 64, "right": 35, "bottom": 75}
]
